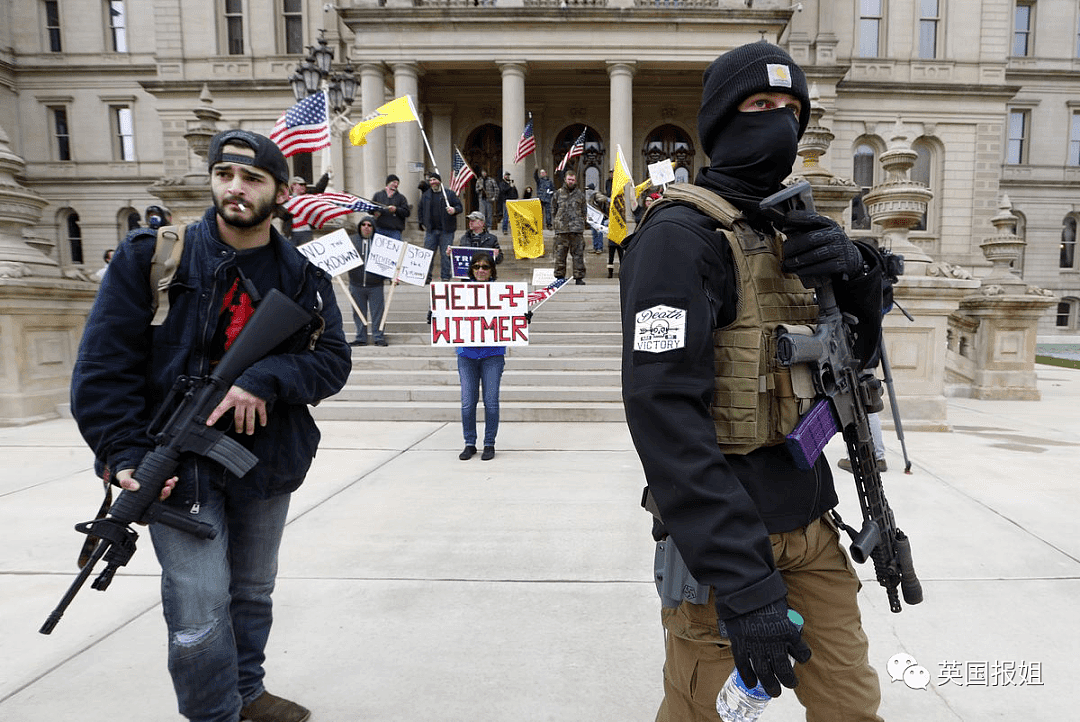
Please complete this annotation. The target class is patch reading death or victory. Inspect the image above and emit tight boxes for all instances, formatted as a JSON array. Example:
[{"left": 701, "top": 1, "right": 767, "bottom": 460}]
[
  {"left": 634, "top": 304, "right": 686, "bottom": 353},
  {"left": 766, "top": 63, "right": 793, "bottom": 88}
]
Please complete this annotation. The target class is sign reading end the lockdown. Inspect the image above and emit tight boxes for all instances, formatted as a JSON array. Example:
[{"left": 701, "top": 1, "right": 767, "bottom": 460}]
[
  {"left": 430, "top": 281, "right": 529, "bottom": 347},
  {"left": 295, "top": 228, "right": 362, "bottom": 276}
]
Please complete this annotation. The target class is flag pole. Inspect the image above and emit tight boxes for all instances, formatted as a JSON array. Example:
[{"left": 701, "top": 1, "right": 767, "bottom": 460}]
[
  {"left": 334, "top": 275, "right": 367, "bottom": 327},
  {"left": 321, "top": 91, "right": 334, "bottom": 189},
  {"left": 379, "top": 238, "right": 411, "bottom": 332},
  {"left": 405, "top": 95, "right": 452, "bottom": 209}
]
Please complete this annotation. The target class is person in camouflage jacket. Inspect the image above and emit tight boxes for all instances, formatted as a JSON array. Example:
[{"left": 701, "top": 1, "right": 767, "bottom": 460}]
[{"left": 551, "top": 169, "right": 587, "bottom": 284}]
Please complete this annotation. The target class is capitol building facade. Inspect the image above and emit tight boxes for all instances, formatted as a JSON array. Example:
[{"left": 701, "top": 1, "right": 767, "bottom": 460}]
[{"left": 3, "top": 0, "right": 1079, "bottom": 335}]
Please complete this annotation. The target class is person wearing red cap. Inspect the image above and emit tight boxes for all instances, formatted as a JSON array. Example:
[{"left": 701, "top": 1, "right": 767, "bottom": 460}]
[{"left": 621, "top": 42, "right": 887, "bottom": 721}]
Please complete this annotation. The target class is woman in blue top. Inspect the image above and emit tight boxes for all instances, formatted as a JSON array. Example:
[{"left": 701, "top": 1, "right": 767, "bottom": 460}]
[{"left": 457, "top": 251, "right": 505, "bottom": 461}]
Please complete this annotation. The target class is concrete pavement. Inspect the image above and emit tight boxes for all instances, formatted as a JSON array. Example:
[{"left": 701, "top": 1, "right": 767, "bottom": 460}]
[{"left": 2, "top": 365, "right": 1079, "bottom": 721}]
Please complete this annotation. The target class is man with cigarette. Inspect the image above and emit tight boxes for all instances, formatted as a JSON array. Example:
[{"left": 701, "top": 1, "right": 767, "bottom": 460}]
[{"left": 71, "top": 129, "right": 352, "bottom": 722}]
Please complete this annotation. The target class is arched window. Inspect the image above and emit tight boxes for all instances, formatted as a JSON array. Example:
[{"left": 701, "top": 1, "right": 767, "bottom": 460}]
[
  {"left": 1012, "top": 209, "right": 1027, "bottom": 276},
  {"left": 552, "top": 126, "right": 603, "bottom": 187},
  {"left": 911, "top": 141, "right": 931, "bottom": 231},
  {"left": 118, "top": 206, "right": 140, "bottom": 239},
  {"left": 851, "top": 141, "right": 878, "bottom": 230},
  {"left": 1057, "top": 298, "right": 1078, "bottom": 330},
  {"left": 462, "top": 123, "right": 503, "bottom": 215},
  {"left": 641, "top": 125, "right": 695, "bottom": 185},
  {"left": 1062, "top": 215, "right": 1077, "bottom": 269},
  {"left": 61, "top": 210, "right": 83, "bottom": 265}
]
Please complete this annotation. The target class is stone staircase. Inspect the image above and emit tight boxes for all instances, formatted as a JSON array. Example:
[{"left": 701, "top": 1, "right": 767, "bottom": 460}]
[{"left": 315, "top": 242, "right": 627, "bottom": 422}]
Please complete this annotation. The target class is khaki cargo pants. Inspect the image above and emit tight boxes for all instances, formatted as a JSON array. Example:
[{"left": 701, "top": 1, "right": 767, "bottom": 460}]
[{"left": 656, "top": 515, "right": 883, "bottom": 722}]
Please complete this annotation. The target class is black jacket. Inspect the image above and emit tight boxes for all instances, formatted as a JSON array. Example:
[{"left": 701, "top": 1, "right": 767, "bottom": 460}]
[
  {"left": 457, "top": 229, "right": 503, "bottom": 264},
  {"left": 372, "top": 189, "right": 411, "bottom": 232},
  {"left": 620, "top": 201, "right": 881, "bottom": 619},
  {"left": 418, "top": 185, "right": 463, "bottom": 232},
  {"left": 71, "top": 207, "right": 352, "bottom": 507}
]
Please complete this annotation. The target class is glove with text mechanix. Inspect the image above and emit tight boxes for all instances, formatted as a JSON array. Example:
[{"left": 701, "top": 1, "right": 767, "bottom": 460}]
[
  {"left": 780, "top": 210, "right": 864, "bottom": 282},
  {"left": 723, "top": 599, "right": 812, "bottom": 697}
]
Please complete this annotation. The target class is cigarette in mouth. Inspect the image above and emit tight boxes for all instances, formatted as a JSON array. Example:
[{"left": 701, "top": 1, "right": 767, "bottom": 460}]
[{"left": 237, "top": 202, "right": 246, "bottom": 211}]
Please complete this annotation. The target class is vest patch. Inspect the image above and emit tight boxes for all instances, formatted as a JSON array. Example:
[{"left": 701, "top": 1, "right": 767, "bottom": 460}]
[{"left": 634, "top": 304, "right": 686, "bottom": 353}]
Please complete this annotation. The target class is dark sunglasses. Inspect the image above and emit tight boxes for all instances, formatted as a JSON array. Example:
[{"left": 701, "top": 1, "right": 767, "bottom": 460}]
[
  {"left": 360, "top": 223, "right": 373, "bottom": 227},
  {"left": 471, "top": 264, "right": 493, "bottom": 271}
]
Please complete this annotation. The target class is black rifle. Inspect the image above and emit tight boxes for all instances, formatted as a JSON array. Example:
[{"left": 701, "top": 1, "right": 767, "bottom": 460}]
[
  {"left": 41, "top": 288, "right": 313, "bottom": 634},
  {"left": 761, "top": 182, "right": 923, "bottom": 613}
]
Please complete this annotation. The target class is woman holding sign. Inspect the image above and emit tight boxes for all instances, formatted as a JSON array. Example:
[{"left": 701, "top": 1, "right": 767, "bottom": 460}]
[{"left": 456, "top": 251, "right": 505, "bottom": 461}]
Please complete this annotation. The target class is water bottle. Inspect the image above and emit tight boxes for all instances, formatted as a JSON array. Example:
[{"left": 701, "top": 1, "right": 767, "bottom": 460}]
[{"left": 715, "top": 609, "right": 804, "bottom": 722}]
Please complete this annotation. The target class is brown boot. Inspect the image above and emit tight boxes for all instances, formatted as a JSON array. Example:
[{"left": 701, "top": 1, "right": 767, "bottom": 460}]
[{"left": 240, "top": 691, "right": 311, "bottom": 722}]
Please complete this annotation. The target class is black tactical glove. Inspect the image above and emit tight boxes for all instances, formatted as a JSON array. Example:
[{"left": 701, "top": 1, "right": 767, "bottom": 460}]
[
  {"left": 723, "top": 599, "right": 812, "bottom": 697},
  {"left": 781, "top": 210, "right": 864, "bottom": 282}
]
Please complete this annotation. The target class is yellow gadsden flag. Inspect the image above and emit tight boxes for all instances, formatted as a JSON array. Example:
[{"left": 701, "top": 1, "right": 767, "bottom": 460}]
[
  {"left": 608, "top": 145, "right": 633, "bottom": 245},
  {"left": 349, "top": 96, "right": 418, "bottom": 146},
  {"left": 506, "top": 199, "right": 545, "bottom": 259}
]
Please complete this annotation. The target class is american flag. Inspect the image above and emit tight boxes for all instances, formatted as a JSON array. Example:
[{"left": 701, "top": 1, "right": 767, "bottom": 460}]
[
  {"left": 283, "top": 192, "right": 385, "bottom": 229},
  {"left": 556, "top": 127, "right": 587, "bottom": 172},
  {"left": 450, "top": 147, "right": 476, "bottom": 195},
  {"left": 527, "top": 276, "right": 568, "bottom": 310},
  {"left": 270, "top": 92, "right": 331, "bottom": 158},
  {"left": 513, "top": 115, "right": 536, "bottom": 164}
]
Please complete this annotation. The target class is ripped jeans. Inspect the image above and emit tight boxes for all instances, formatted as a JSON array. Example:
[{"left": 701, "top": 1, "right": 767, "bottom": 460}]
[{"left": 150, "top": 485, "right": 291, "bottom": 722}]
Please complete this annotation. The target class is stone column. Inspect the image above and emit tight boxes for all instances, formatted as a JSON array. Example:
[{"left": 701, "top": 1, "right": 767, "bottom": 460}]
[
  {"left": 499, "top": 62, "right": 527, "bottom": 186},
  {"left": 0, "top": 125, "right": 98, "bottom": 424},
  {"left": 427, "top": 103, "right": 454, "bottom": 181},
  {"left": 607, "top": 62, "right": 635, "bottom": 172},
  {"left": 392, "top": 62, "right": 422, "bottom": 230},
  {"left": 359, "top": 63, "right": 388, "bottom": 198},
  {"left": 865, "top": 121, "right": 978, "bottom": 430},
  {"left": 958, "top": 195, "right": 1057, "bottom": 399}
]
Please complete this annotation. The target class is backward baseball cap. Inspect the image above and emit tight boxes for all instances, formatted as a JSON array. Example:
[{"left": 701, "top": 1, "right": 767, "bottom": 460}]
[{"left": 207, "top": 129, "right": 290, "bottom": 185}]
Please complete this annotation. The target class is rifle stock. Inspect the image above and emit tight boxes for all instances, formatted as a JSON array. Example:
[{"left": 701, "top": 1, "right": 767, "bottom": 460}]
[{"left": 41, "top": 288, "right": 313, "bottom": 634}]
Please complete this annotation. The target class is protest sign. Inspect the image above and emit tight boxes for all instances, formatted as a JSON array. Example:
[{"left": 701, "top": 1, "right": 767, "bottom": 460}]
[
  {"left": 448, "top": 246, "right": 501, "bottom": 278},
  {"left": 429, "top": 281, "right": 530, "bottom": 347},
  {"left": 398, "top": 243, "right": 435, "bottom": 286},
  {"left": 297, "top": 229, "right": 368, "bottom": 325},
  {"left": 531, "top": 267, "right": 556, "bottom": 287},
  {"left": 295, "top": 229, "right": 362, "bottom": 276},
  {"left": 648, "top": 158, "right": 676, "bottom": 187}
]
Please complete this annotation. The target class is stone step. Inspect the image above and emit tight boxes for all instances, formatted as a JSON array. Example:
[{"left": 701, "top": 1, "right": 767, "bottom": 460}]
[
  {"left": 346, "top": 355, "right": 619, "bottom": 371},
  {"left": 333, "top": 385, "right": 621, "bottom": 403},
  {"left": 312, "top": 400, "right": 628, "bottom": 423},
  {"left": 346, "top": 368, "right": 620, "bottom": 385}
]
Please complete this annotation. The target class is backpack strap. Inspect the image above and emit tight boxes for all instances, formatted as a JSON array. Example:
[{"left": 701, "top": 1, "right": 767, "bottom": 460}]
[{"left": 149, "top": 224, "right": 188, "bottom": 326}]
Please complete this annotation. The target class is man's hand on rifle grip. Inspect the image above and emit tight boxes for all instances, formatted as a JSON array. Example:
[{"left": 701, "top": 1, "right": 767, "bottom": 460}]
[
  {"left": 116, "top": 468, "right": 177, "bottom": 503},
  {"left": 207, "top": 384, "right": 268, "bottom": 435}
]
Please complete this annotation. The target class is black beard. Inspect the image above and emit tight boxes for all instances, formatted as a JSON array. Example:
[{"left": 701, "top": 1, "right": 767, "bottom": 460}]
[{"left": 214, "top": 195, "right": 276, "bottom": 229}]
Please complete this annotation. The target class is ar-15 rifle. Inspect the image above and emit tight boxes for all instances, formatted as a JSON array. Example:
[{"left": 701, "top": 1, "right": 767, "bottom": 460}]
[
  {"left": 760, "top": 181, "right": 922, "bottom": 613},
  {"left": 41, "top": 288, "right": 314, "bottom": 634}
]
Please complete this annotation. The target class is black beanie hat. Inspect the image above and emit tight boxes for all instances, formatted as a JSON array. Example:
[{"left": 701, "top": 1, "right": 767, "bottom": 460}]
[
  {"left": 386, "top": 174, "right": 400, "bottom": 184},
  {"left": 207, "top": 129, "right": 290, "bottom": 185},
  {"left": 697, "top": 42, "right": 811, "bottom": 153}
]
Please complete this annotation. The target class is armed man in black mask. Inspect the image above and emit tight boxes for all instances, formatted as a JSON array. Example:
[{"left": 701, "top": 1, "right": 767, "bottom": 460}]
[{"left": 620, "top": 42, "right": 886, "bottom": 721}]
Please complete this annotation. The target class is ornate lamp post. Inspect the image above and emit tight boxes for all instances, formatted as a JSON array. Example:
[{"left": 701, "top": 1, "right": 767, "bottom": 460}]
[{"left": 288, "top": 30, "right": 357, "bottom": 116}]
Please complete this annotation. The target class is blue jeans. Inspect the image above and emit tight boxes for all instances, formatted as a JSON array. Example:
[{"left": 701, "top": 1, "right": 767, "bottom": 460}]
[
  {"left": 591, "top": 228, "right": 604, "bottom": 252},
  {"left": 424, "top": 229, "right": 455, "bottom": 281},
  {"left": 457, "top": 353, "right": 505, "bottom": 447},
  {"left": 375, "top": 228, "right": 401, "bottom": 240},
  {"left": 349, "top": 281, "right": 385, "bottom": 343},
  {"left": 150, "top": 484, "right": 291, "bottom": 722}
]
